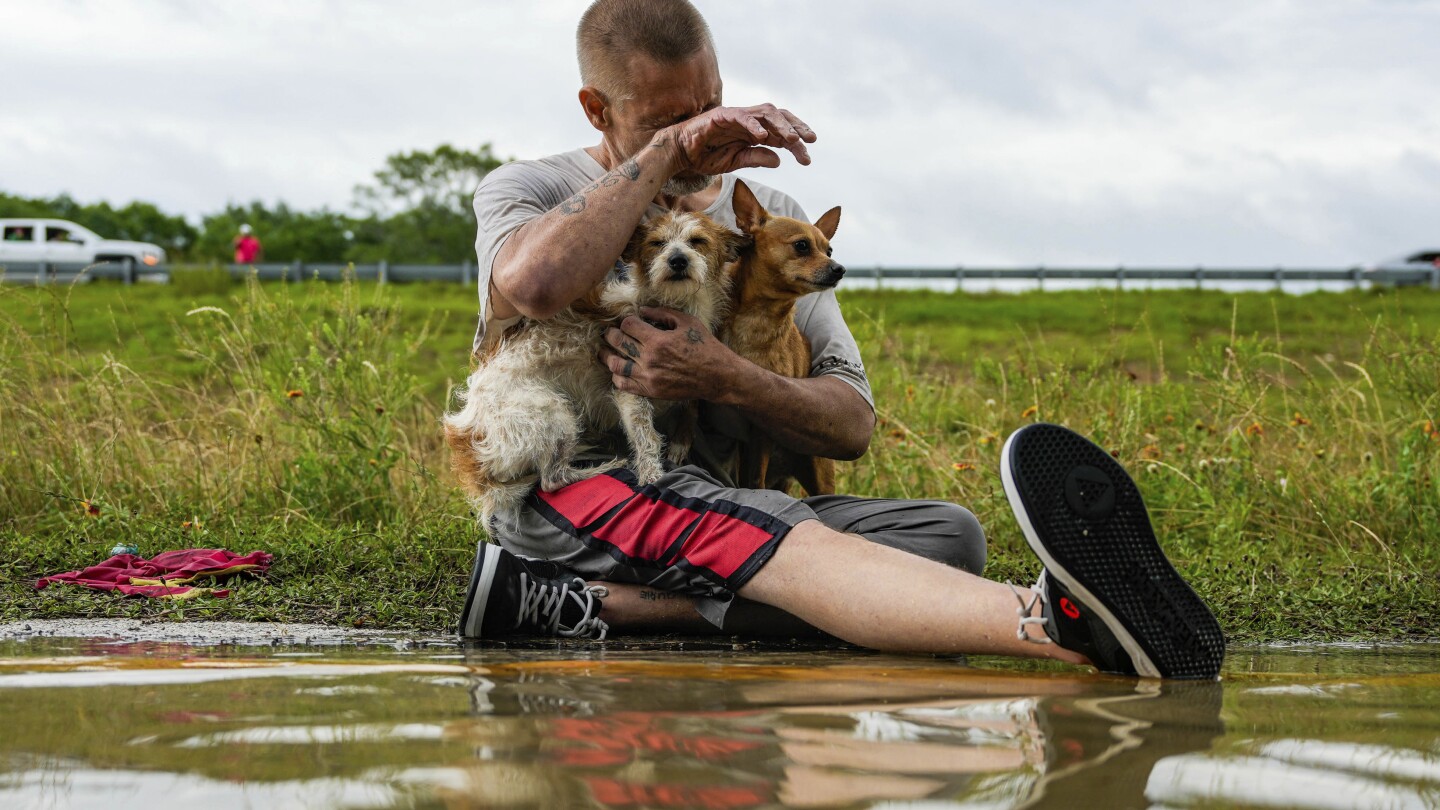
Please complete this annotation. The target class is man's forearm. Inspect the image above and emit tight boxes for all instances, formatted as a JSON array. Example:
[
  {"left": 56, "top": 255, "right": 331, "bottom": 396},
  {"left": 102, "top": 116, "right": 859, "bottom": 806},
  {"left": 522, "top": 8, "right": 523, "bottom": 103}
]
[
  {"left": 490, "top": 134, "right": 678, "bottom": 320},
  {"left": 714, "top": 361, "right": 874, "bottom": 460}
]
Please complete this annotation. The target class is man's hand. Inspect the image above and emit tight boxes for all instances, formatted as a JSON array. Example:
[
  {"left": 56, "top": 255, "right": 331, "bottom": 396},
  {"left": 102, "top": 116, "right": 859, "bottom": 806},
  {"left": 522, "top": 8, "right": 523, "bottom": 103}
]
[
  {"left": 601, "top": 307, "right": 738, "bottom": 401},
  {"left": 659, "top": 104, "right": 817, "bottom": 176}
]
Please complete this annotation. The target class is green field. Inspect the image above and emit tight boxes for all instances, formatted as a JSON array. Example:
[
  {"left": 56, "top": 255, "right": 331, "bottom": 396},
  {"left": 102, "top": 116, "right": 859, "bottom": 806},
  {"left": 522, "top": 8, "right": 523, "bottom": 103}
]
[{"left": 2, "top": 273, "right": 1437, "bottom": 642}]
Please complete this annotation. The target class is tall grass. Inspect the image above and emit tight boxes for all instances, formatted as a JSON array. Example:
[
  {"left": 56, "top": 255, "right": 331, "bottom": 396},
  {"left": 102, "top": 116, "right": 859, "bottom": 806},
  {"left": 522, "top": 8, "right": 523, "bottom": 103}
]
[{"left": 0, "top": 278, "right": 1436, "bottom": 638}]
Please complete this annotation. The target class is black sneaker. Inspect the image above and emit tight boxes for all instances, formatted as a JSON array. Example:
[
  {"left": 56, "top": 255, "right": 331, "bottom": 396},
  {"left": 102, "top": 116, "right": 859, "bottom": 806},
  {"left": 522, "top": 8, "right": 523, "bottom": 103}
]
[
  {"left": 1000, "top": 423, "right": 1225, "bottom": 679},
  {"left": 458, "top": 543, "right": 609, "bottom": 640}
]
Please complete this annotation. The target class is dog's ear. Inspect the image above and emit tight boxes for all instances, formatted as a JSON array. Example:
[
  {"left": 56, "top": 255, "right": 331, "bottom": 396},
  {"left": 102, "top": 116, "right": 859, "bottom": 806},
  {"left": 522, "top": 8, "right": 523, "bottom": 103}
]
[
  {"left": 815, "top": 206, "right": 841, "bottom": 240},
  {"left": 620, "top": 220, "right": 647, "bottom": 263},
  {"left": 731, "top": 180, "right": 767, "bottom": 234},
  {"left": 720, "top": 227, "right": 753, "bottom": 263}
]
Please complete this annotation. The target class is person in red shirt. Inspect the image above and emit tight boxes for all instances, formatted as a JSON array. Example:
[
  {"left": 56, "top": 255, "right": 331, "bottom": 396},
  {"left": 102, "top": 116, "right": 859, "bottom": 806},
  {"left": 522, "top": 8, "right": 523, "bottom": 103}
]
[{"left": 233, "top": 224, "right": 262, "bottom": 264}]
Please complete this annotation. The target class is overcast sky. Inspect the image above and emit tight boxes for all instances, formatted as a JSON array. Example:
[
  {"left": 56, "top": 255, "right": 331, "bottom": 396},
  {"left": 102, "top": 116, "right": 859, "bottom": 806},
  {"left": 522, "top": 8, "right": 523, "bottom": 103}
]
[{"left": 2, "top": 0, "right": 1436, "bottom": 266}]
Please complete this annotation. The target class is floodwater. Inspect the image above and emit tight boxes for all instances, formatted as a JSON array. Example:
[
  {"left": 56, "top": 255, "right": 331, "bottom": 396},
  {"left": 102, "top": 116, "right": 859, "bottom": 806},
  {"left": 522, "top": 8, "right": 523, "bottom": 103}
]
[{"left": 1, "top": 636, "right": 1438, "bottom": 810}]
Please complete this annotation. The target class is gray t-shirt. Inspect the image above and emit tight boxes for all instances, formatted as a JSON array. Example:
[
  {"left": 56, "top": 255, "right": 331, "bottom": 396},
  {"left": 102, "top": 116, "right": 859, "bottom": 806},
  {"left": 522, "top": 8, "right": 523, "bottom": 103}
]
[{"left": 470, "top": 148, "right": 872, "bottom": 482}]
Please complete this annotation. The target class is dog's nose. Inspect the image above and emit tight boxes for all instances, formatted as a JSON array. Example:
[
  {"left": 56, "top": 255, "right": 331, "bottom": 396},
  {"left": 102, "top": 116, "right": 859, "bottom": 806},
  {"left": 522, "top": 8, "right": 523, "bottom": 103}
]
[
  {"left": 667, "top": 253, "right": 689, "bottom": 272},
  {"left": 829, "top": 261, "right": 846, "bottom": 278}
]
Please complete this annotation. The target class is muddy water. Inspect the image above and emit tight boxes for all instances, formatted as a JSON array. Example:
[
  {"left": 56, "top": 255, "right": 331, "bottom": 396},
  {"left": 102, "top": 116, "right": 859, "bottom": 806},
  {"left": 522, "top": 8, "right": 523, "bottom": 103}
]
[{"left": 0, "top": 637, "right": 1437, "bottom": 809}]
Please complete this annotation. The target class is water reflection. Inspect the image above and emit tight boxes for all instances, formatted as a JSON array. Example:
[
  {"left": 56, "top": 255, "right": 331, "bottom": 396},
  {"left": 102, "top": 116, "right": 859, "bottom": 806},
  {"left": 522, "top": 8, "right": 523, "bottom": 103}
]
[
  {"left": 0, "top": 640, "right": 1438, "bottom": 809},
  {"left": 433, "top": 658, "right": 1228, "bottom": 808}
]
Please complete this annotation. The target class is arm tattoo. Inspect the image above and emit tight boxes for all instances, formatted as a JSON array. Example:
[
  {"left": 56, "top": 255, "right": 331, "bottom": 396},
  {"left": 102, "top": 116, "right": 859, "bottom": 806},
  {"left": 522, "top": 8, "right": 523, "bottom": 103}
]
[
  {"left": 685, "top": 327, "right": 704, "bottom": 344},
  {"left": 559, "top": 193, "right": 587, "bottom": 215},
  {"left": 559, "top": 161, "right": 642, "bottom": 216}
]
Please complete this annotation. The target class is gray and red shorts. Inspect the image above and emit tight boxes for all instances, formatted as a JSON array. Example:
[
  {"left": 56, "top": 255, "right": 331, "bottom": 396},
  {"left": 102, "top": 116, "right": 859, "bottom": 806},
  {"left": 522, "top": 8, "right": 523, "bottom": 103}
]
[{"left": 488, "top": 464, "right": 987, "bottom": 628}]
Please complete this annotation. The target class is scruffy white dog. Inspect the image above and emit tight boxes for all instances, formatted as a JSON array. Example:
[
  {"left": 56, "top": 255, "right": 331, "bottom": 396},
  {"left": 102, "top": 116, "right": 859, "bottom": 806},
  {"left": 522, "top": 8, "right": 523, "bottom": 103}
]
[{"left": 444, "top": 211, "right": 743, "bottom": 524}]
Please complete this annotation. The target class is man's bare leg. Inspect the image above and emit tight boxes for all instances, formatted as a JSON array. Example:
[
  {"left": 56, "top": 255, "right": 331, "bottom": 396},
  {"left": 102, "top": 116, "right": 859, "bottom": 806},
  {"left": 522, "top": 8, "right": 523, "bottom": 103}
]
[
  {"left": 598, "top": 583, "right": 824, "bottom": 637},
  {"left": 733, "top": 520, "right": 1087, "bottom": 663}
]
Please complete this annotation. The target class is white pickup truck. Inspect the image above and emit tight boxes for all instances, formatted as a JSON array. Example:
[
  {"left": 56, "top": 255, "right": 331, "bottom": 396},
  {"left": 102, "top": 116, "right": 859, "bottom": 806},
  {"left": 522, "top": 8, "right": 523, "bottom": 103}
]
[{"left": 0, "top": 218, "right": 167, "bottom": 268}]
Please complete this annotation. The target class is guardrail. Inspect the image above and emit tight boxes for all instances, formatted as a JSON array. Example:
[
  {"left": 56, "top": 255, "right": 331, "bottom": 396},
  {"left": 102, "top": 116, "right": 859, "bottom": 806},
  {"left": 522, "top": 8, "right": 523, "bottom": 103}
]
[{"left": 2, "top": 259, "right": 1438, "bottom": 290}]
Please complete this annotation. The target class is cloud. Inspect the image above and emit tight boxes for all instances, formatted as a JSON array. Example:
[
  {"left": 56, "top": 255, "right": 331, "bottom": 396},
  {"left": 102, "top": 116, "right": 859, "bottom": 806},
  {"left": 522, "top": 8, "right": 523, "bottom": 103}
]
[{"left": 1, "top": 0, "right": 1436, "bottom": 265}]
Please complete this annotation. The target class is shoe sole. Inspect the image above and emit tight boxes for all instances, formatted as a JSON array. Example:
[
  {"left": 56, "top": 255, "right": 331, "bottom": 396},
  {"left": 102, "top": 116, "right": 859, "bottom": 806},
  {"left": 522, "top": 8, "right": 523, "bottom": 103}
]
[
  {"left": 458, "top": 542, "right": 502, "bottom": 639},
  {"left": 1000, "top": 423, "right": 1225, "bottom": 680}
]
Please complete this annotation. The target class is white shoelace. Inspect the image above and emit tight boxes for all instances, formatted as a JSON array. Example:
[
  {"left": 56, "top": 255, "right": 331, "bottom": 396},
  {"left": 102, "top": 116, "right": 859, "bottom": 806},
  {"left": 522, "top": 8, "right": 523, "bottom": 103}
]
[
  {"left": 516, "top": 574, "right": 610, "bottom": 639},
  {"left": 1007, "top": 570, "right": 1053, "bottom": 644}
]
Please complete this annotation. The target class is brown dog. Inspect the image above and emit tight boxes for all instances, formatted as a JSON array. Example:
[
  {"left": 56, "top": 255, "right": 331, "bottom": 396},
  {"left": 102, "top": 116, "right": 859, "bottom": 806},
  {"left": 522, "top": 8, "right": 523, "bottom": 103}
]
[{"left": 721, "top": 179, "right": 844, "bottom": 495}]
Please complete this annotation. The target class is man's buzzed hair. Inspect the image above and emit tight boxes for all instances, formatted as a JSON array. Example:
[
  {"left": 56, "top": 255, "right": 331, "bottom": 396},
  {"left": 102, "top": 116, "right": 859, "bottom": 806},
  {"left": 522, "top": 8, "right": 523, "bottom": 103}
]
[{"left": 577, "top": 0, "right": 714, "bottom": 103}]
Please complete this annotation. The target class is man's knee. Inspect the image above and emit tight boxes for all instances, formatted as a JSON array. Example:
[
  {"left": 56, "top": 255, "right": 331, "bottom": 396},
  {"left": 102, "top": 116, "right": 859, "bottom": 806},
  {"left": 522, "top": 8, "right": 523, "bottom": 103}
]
[{"left": 934, "top": 503, "right": 987, "bottom": 574}]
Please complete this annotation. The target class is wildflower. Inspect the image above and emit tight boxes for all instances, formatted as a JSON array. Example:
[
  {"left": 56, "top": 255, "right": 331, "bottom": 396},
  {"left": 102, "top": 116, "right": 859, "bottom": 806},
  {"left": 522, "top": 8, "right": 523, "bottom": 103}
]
[
  {"left": 951, "top": 462, "right": 976, "bottom": 472},
  {"left": 286, "top": 389, "right": 304, "bottom": 398},
  {"left": 1278, "top": 477, "right": 1289, "bottom": 495},
  {"left": 1175, "top": 443, "right": 1187, "bottom": 454},
  {"left": 374, "top": 405, "right": 386, "bottom": 415},
  {"left": 1314, "top": 448, "right": 1327, "bottom": 458},
  {"left": 1193, "top": 419, "right": 1211, "bottom": 433},
  {"left": 254, "top": 434, "right": 264, "bottom": 446},
  {"left": 984, "top": 399, "right": 996, "bottom": 408},
  {"left": 368, "top": 459, "right": 379, "bottom": 466},
  {"left": 81, "top": 500, "right": 100, "bottom": 517},
  {"left": 1245, "top": 422, "right": 1264, "bottom": 437},
  {"left": 1139, "top": 444, "right": 1162, "bottom": 461},
  {"left": 1363, "top": 451, "right": 1374, "bottom": 464},
  {"left": 1021, "top": 405, "right": 1039, "bottom": 419},
  {"left": 1109, "top": 449, "right": 1120, "bottom": 458},
  {"left": 888, "top": 429, "right": 905, "bottom": 439},
  {"left": 181, "top": 520, "right": 201, "bottom": 530},
  {"left": 1290, "top": 412, "right": 1311, "bottom": 427},
  {"left": 978, "top": 435, "right": 997, "bottom": 446},
  {"left": 905, "top": 385, "right": 916, "bottom": 400},
  {"left": 1163, "top": 414, "right": 1175, "bottom": 424}
]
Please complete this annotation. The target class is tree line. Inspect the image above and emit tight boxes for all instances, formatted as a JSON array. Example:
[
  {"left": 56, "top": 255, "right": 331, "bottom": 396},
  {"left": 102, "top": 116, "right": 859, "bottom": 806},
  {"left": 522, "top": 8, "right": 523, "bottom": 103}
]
[{"left": 0, "top": 144, "right": 506, "bottom": 264}]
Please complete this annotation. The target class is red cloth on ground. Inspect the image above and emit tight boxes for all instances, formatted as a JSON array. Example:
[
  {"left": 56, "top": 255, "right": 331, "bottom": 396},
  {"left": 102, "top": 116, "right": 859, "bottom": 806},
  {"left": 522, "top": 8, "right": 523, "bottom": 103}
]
[{"left": 35, "top": 549, "right": 272, "bottom": 599}]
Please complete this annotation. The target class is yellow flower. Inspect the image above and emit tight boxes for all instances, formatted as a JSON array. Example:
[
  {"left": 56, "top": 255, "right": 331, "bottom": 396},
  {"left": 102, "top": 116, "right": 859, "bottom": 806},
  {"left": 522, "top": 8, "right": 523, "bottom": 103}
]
[
  {"left": 81, "top": 500, "right": 100, "bottom": 517},
  {"left": 1139, "top": 444, "right": 1162, "bottom": 461},
  {"left": 1021, "top": 405, "right": 1039, "bottom": 419},
  {"left": 1290, "top": 412, "right": 1311, "bottom": 427},
  {"left": 952, "top": 462, "right": 976, "bottom": 472},
  {"left": 286, "top": 389, "right": 304, "bottom": 399},
  {"left": 1245, "top": 422, "right": 1264, "bottom": 437},
  {"left": 978, "top": 435, "right": 997, "bottom": 446}
]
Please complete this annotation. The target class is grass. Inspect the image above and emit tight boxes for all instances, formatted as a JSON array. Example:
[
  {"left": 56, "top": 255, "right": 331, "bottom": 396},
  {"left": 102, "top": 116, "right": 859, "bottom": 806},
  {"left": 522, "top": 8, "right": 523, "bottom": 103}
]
[{"left": 0, "top": 273, "right": 1437, "bottom": 643}]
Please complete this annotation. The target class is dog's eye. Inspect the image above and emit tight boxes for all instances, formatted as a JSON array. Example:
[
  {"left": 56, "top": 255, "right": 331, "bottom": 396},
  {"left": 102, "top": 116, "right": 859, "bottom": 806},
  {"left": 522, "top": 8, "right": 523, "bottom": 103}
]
[
  {"left": 825, "top": 246, "right": 833, "bottom": 257},
  {"left": 648, "top": 239, "right": 666, "bottom": 248},
  {"left": 689, "top": 237, "right": 707, "bottom": 247},
  {"left": 794, "top": 239, "right": 811, "bottom": 256}
]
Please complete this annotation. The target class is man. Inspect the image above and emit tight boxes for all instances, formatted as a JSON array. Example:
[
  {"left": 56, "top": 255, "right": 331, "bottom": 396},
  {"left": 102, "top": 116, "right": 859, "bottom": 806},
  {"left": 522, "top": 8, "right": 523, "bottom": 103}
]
[
  {"left": 233, "top": 224, "right": 262, "bottom": 264},
  {"left": 455, "top": 0, "right": 1224, "bottom": 679}
]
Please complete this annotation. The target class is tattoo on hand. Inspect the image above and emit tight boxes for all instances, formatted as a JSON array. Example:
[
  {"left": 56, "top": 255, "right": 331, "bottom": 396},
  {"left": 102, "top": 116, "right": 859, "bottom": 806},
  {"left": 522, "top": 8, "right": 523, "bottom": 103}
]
[
  {"left": 560, "top": 193, "right": 587, "bottom": 215},
  {"left": 685, "top": 328, "right": 704, "bottom": 344},
  {"left": 620, "top": 158, "right": 641, "bottom": 181},
  {"left": 622, "top": 359, "right": 635, "bottom": 377},
  {"left": 621, "top": 340, "right": 640, "bottom": 358}
]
